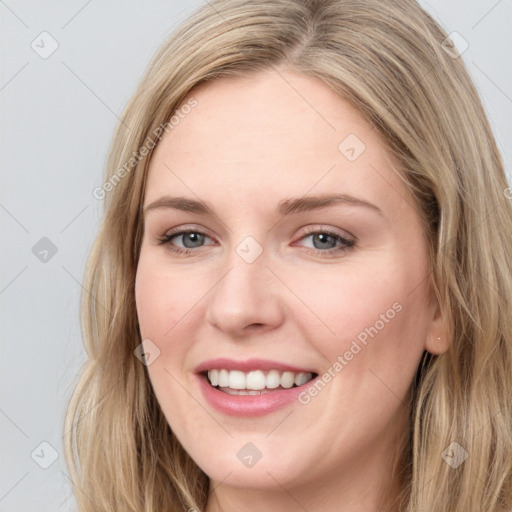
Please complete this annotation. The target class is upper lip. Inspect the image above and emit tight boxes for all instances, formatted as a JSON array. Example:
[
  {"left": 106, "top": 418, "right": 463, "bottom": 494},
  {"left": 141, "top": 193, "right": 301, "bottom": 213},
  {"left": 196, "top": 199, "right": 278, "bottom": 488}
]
[{"left": 194, "top": 358, "right": 317, "bottom": 374}]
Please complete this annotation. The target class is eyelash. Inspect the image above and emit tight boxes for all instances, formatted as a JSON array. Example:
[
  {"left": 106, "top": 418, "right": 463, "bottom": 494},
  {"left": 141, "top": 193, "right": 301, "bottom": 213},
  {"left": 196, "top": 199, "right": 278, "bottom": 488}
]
[{"left": 156, "top": 226, "right": 356, "bottom": 257}]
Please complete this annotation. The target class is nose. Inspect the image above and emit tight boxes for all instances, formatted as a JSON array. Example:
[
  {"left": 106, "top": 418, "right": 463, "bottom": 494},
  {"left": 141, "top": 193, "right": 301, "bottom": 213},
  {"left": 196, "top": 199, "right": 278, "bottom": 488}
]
[{"left": 204, "top": 249, "right": 285, "bottom": 336}]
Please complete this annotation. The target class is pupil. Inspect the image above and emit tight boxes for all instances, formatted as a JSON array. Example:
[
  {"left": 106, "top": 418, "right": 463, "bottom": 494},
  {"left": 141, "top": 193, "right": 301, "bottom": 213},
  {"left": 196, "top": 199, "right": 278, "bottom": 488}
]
[
  {"left": 313, "top": 233, "right": 335, "bottom": 250},
  {"left": 183, "top": 232, "right": 204, "bottom": 248}
]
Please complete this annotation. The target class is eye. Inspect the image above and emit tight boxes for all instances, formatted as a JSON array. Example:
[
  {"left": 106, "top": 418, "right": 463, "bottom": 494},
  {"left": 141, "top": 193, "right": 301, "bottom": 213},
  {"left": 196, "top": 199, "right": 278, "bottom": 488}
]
[
  {"left": 157, "top": 228, "right": 215, "bottom": 255},
  {"left": 294, "top": 227, "right": 356, "bottom": 257}
]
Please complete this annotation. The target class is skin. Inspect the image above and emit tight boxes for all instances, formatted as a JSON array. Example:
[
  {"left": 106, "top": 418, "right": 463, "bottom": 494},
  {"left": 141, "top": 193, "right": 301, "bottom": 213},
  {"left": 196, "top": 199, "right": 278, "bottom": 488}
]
[{"left": 135, "top": 66, "right": 449, "bottom": 512}]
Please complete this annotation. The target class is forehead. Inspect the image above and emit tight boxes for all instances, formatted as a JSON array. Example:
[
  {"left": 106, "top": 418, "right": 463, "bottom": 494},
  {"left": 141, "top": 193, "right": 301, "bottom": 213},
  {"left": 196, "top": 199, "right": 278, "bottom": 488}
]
[{"left": 144, "top": 68, "right": 408, "bottom": 218}]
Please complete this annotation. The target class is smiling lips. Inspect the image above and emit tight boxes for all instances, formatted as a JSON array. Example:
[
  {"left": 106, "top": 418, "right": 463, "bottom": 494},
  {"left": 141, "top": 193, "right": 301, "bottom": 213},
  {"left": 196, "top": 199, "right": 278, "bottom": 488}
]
[{"left": 194, "top": 358, "right": 318, "bottom": 410}]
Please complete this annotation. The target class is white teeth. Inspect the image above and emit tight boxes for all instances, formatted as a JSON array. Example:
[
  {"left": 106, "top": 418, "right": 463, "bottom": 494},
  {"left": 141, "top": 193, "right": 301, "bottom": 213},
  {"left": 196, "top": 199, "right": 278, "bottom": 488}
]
[
  {"left": 209, "top": 369, "right": 219, "bottom": 386},
  {"left": 246, "top": 370, "right": 266, "bottom": 390},
  {"left": 218, "top": 369, "right": 229, "bottom": 387},
  {"left": 228, "top": 370, "right": 246, "bottom": 389},
  {"left": 294, "top": 372, "right": 310, "bottom": 386},
  {"left": 266, "top": 369, "right": 281, "bottom": 389},
  {"left": 206, "top": 369, "right": 314, "bottom": 391},
  {"left": 223, "top": 388, "right": 264, "bottom": 396},
  {"left": 281, "top": 371, "right": 295, "bottom": 389}
]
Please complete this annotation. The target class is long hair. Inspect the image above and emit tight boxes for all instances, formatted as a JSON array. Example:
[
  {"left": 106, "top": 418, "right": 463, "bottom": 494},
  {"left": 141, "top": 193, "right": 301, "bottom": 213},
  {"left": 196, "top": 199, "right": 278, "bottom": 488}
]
[{"left": 63, "top": 0, "right": 512, "bottom": 510}]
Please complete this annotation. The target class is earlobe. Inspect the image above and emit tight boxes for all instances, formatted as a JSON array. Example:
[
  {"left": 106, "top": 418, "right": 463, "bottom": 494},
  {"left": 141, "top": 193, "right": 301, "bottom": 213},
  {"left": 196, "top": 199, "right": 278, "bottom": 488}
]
[
  {"left": 425, "top": 334, "right": 450, "bottom": 355},
  {"left": 422, "top": 286, "right": 451, "bottom": 354},
  {"left": 424, "top": 302, "right": 450, "bottom": 355}
]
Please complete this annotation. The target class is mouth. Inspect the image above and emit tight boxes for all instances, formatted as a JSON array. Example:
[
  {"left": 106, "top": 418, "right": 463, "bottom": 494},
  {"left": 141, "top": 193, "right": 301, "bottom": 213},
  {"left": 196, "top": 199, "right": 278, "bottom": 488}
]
[
  {"left": 195, "top": 358, "right": 320, "bottom": 415},
  {"left": 202, "top": 369, "right": 318, "bottom": 395}
]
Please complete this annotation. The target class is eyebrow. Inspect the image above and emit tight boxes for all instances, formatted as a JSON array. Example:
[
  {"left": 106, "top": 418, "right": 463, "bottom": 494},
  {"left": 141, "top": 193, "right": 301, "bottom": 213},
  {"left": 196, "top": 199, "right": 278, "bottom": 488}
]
[{"left": 143, "top": 193, "right": 384, "bottom": 218}]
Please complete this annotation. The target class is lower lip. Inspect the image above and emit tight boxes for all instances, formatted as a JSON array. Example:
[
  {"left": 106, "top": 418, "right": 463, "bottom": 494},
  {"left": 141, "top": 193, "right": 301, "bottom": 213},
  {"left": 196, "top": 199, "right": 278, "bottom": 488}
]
[{"left": 196, "top": 374, "right": 315, "bottom": 416}]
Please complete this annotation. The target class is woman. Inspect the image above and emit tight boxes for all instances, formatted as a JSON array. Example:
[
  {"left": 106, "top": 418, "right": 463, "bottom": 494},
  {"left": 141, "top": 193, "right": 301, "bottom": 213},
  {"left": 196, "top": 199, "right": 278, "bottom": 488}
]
[{"left": 64, "top": 0, "right": 512, "bottom": 511}]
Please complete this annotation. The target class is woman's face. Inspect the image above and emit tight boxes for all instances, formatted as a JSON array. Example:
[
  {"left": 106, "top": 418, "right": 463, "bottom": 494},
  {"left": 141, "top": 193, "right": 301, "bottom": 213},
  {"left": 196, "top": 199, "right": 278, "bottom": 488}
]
[{"left": 135, "top": 67, "right": 445, "bottom": 504}]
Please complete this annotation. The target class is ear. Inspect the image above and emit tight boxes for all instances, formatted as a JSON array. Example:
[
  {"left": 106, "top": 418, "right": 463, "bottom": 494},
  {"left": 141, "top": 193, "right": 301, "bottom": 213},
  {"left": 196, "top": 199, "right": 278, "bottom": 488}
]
[{"left": 424, "top": 293, "right": 450, "bottom": 355}]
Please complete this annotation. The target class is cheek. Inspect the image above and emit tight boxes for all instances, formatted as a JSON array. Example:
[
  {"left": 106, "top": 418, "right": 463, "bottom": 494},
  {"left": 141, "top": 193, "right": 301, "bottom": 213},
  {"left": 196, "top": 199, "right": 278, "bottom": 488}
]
[
  {"left": 134, "top": 256, "right": 193, "bottom": 403},
  {"left": 135, "top": 254, "right": 198, "bottom": 341},
  {"left": 134, "top": 253, "right": 214, "bottom": 381},
  {"left": 291, "top": 258, "right": 429, "bottom": 383},
  {"left": 287, "top": 262, "right": 400, "bottom": 343},
  {"left": 135, "top": 257, "right": 202, "bottom": 433}
]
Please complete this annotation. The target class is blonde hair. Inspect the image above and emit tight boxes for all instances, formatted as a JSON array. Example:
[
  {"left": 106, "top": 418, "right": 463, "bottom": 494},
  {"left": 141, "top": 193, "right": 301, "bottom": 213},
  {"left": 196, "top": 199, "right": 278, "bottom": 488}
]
[{"left": 64, "top": 0, "right": 512, "bottom": 510}]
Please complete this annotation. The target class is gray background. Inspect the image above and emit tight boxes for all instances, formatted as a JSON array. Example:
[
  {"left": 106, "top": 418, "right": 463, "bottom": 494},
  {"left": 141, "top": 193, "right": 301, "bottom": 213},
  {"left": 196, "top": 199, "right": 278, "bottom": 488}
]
[{"left": 1, "top": 1, "right": 511, "bottom": 510}]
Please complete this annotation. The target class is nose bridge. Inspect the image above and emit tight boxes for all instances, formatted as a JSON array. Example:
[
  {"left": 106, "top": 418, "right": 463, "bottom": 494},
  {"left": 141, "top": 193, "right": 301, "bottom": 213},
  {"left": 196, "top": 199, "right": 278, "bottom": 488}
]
[{"left": 205, "top": 234, "right": 284, "bottom": 333}]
